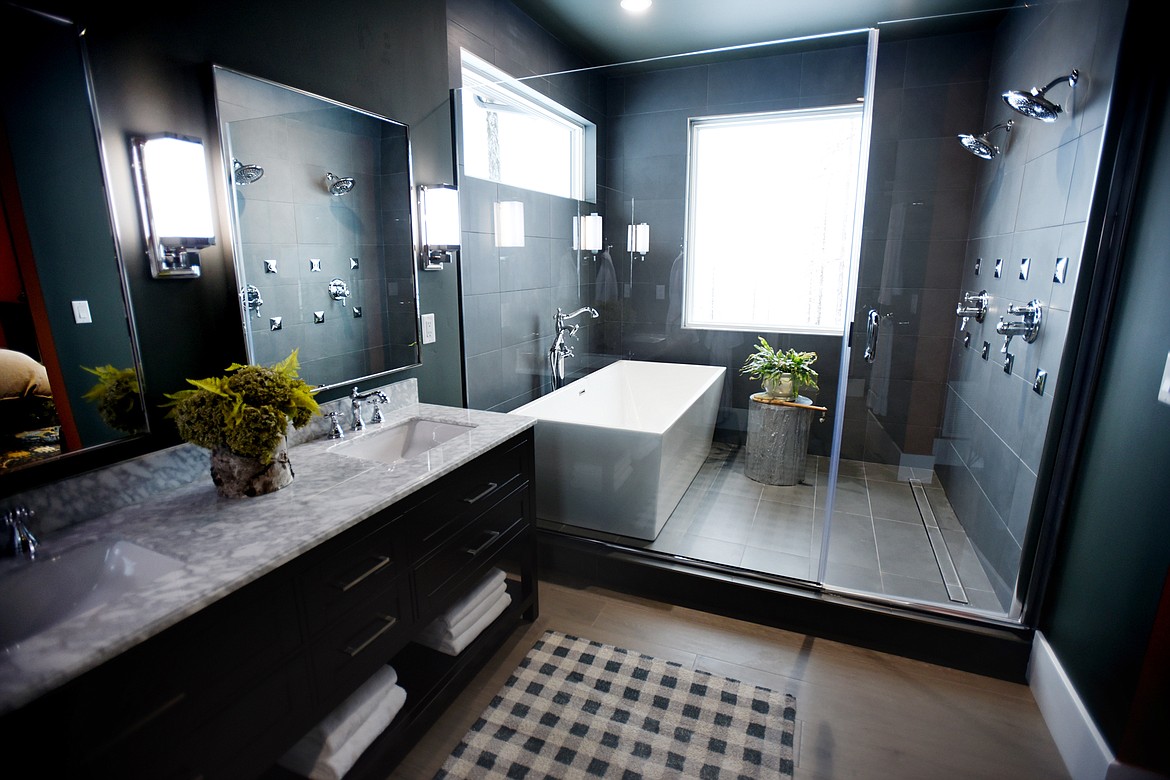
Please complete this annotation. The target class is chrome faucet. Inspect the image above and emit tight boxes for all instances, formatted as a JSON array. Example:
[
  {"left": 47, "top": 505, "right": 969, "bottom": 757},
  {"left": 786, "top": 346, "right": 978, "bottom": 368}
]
[
  {"left": 995, "top": 299, "right": 1043, "bottom": 352},
  {"left": 956, "top": 290, "right": 989, "bottom": 331},
  {"left": 549, "top": 306, "right": 599, "bottom": 390},
  {"left": 350, "top": 387, "right": 388, "bottom": 431},
  {"left": 2, "top": 506, "right": 38, "bottom": 560}
]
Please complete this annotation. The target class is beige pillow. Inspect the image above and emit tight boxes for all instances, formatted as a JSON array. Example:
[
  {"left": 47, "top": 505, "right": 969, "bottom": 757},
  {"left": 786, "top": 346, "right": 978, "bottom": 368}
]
[{"left": 0, "top": 348, "right": 52, "bottom": 400}]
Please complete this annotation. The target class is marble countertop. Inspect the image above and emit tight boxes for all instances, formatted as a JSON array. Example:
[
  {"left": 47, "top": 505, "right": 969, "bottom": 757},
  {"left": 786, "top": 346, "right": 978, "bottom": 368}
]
[{"left": 0, "top": 401, "right": 535, "bottom": 715}]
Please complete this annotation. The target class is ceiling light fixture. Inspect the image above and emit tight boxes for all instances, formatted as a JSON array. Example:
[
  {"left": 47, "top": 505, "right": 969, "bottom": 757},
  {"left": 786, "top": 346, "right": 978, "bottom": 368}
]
[{"left": 620, "top": 0, "right": 652, "bottom": 13}]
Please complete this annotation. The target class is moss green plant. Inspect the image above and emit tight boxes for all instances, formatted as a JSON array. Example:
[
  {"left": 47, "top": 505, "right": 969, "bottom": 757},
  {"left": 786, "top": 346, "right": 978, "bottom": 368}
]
[
  {"left": 82, "top": 365, "right": 144, "bottom": 434},
  {"left": 739, "top": 337, "right": 819, "bottom": 393},
  {"left": 163, "top": 350, "right": 319, "bottom": 464}
]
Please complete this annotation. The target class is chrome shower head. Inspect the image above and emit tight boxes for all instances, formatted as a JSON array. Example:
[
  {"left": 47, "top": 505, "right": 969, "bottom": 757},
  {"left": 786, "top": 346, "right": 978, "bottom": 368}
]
[
  {"left": 325, "top": 172, "right": 355, "bottom": 195},
  {"left": 1002, "top": 70, "right": 1079, "bottom": 122},
  {"left": 233, "top": 158, "right": 264, "bottom": 185},
  {"left": 957, "top": 120, "right": 1014, "bottom": 160}
]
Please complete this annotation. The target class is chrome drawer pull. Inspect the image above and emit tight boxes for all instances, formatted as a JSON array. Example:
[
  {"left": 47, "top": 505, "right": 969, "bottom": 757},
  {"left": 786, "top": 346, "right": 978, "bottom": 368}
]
[
  {"left": 343, "top": 614, "right": 398, "bottom": 657},
  {"left": 335, "top": 554, "right": 392, "bottom": 592},
  {"left": 462, "top": 530, "right": 501, "bottom": 556},
  {"left": 462, "top": 482, "right": 499, "bottom": 504}
]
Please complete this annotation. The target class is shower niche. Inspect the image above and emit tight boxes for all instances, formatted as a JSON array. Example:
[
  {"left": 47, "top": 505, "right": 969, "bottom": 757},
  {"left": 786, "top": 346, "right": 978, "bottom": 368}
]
[{"left": 211, "top": 65, "right": 420, "bottom": 391}]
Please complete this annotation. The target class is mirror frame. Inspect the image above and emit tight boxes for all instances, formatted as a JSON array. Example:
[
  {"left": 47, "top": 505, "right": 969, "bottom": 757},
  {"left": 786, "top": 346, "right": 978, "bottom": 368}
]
[
  {"left": 0, "top": 5, "right": 150, "bottom": 495},
  {"left": 209, "top": 65, "right": 423, "bottom": 393}
]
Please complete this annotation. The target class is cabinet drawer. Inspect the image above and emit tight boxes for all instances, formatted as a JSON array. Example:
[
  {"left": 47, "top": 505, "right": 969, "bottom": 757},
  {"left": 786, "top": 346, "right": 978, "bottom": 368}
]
[
  {"left": 408, "top": 437, "right": 528, "bottom": 558},
  {"left": 309, "top": 577, "right": 410, "bottom": 705},
  {"left": 414, "top": 484, "right": 527, "bottom": 606},
  {"left": 298, "top": 516, "right": 402, "bottom": 635}
]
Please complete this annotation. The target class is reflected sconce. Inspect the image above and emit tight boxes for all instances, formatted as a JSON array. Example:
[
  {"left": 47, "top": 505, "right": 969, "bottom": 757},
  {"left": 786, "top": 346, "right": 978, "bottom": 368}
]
[
  {"left": 1002, "top": 70, "right": 1079, "bottom": 123},
  {"left": 131, "top": 133, "right": 216, "bottom": 279},
  {"left": 627, "top": 222, "right": 650, "bottom": 257},
  {"left": 494, "top": 200, "right": 525, "bottom": 247},
  {"left": 419, "top": 184, "right": 461, "bottom": 271},
  {"left": 573, "top": 213, "right": 604, "bottom": 253}
]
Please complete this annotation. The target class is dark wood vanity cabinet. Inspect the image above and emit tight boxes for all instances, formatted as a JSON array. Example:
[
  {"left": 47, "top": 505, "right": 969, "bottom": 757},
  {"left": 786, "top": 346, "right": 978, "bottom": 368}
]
[{"left": 1, "top": 429, "right": 537, "bottom": 780}]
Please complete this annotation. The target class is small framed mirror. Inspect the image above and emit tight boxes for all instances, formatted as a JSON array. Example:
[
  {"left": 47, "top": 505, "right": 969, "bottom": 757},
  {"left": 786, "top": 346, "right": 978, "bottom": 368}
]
[{"left": 210, "top": 65, "right": 421, "bottom": 391}]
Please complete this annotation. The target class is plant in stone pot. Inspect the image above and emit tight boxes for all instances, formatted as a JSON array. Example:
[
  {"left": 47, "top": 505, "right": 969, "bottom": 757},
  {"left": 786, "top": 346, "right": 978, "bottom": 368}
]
[
  {"left": 163, "top": 350, "right": 319, "bottom": 498},
  {"left": 740, "top": 337, "right": 819, "bottom": 400}
]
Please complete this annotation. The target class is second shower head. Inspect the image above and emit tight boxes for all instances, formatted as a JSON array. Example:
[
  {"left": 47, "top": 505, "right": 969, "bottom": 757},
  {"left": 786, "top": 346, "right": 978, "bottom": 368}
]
[
  {"left": 325, "top": 172, "right": 355, "bottom": 196},
  {"left": 1002, "top": 70, "right": 1079, "bottom": 122},
  {"left": 957, "top": 120, "right": 1014, "bottom": 160},
  {"left": 233, "top": 158, "right": 265, "bottom": 185}
]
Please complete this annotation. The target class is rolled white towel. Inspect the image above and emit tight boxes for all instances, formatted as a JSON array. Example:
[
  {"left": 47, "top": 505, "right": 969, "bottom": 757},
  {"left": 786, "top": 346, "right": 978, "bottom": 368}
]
[
  {"left": 428, "top": 591, "right": 512, "bottom": 657},
  {"left": 432, "top": 568, "right": 506, "bottom": 631},
  {"left": 280, "top": 683, "right": 407, "bottom": 780},
  {"left": 279, "top": 665, "right": 397, "bottom": 770},
  {"left": 416, "top": 580, "right": 507, "bottom": 646}
]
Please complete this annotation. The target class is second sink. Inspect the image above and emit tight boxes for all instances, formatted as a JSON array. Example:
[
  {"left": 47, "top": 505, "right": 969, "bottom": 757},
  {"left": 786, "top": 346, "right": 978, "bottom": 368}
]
[{"left": 333, "top": 417, "right": 476, "bottom": 465}]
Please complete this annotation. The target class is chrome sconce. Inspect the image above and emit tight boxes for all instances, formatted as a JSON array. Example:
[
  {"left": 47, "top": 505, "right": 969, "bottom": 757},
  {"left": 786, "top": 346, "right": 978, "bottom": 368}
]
[
  {"left": 1002, "top": 70, "right": 1079, "bottom": 122},
  {"left": 957, "top": 120, "right": 1013, "bottom": 159},
  {"left": 573, "top": 213, "right": 604, "bottom": 253},
  {"left": 419, "top": 184, "right": 461, "bottom": 270},
  {"left": 131, "top": 133, "right": 216, "bottom": 279},
  {"left": 996, "top": 299, "right": 1043, "bottom": 352},
  {"left": 627, "top": 222, "right": 650, "bottom": 258},
  {"left": 494, "top": 200, "right": 525, "bottom": 248}
]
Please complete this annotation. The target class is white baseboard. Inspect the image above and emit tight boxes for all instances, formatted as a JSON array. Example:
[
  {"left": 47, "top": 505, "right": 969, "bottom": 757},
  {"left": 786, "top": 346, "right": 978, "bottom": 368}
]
[{"left": 1029, "top": 632, "right": 1168, "bottom": 780}]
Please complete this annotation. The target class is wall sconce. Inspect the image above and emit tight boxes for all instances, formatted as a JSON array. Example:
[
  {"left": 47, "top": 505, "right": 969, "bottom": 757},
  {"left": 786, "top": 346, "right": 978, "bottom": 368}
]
[
  {"left": 627, "top": 222, "right": 650, "bottom": 256},
  {"left": 1002, "top": 70, "right": 1079, "bottom": 122},
  {"left": 130, "top": 133, "right": 216, "bottom": 279},
  {"left": 573, "top": 213, "right": 604, "bottom": 252},
  {"left": 419, "top": 184, "right": 461, "bottom": 271},
  {"left": 494, "top": 200, "right": 525, "bottom": 248}
]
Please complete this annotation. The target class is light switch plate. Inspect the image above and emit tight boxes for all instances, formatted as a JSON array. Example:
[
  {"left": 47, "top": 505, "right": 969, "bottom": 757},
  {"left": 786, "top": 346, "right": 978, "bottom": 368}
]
[
  {"left": 421, "top": 313, "right": 436, "bottom": 344},
  {"left": 71, "top": 300, "right": 92, "bottom": 324},
  {"left": 1159, "top": 353, "right": 1170, "bottom": 406}
]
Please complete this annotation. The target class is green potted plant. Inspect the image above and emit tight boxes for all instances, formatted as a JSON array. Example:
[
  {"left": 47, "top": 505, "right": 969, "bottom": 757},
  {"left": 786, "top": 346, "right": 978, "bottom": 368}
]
[
  {"left": 82, "top": 365, "right": 144, "bottom": 434},
  {"left": 740, "top": 337, "right": 819, "bottom": 400},
  {"left": 163, "top": 350, "right": 319, "bottom": 498}
]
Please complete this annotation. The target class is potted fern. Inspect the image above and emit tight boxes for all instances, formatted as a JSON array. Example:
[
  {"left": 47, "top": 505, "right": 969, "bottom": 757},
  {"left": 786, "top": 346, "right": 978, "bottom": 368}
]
[{"left": 740, "top": 337, "right": 819, "bottom": 400}]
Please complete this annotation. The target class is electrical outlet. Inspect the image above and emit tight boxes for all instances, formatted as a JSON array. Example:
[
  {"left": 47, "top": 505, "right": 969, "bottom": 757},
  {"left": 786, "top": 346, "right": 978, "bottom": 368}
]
[{"left": 421, "top": 313, "right": 436, "bottom": 344}]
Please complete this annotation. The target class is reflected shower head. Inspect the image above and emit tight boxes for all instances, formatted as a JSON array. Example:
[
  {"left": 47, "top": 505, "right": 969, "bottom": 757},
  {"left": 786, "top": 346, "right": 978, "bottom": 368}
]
[
  {"left": 325, "top": 172, "right": 355, "bottom": 195},
  {"left": 957, "top": 120, "right": 1014, "bottom": 160},
  {"left": 1002, "top": 70, "right": 1079, "bottom": 122},
  {"left": 233, "top": 158, "right": 264, "bottom": 185}
]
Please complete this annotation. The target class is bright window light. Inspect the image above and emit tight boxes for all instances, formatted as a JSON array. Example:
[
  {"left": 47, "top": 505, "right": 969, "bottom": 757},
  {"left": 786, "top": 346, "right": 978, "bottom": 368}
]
[
  {"left": 684, "top": 105, "right": 864, "bottom": 334},
  {"left": 460, "top": 50, "right": 592, "bottom": 201}
]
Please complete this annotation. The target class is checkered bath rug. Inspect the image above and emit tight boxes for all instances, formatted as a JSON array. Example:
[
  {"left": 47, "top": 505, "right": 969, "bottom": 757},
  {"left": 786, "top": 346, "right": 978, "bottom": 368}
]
[{"left": 435, "top": 630, "right": 796, "bottom": 779}]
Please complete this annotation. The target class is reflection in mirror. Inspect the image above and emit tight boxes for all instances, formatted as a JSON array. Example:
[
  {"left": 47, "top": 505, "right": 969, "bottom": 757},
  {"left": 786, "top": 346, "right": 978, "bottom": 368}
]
[
  {"left": 211, "top": 66, "right": 421, "bottom": 392},
  {"left": 0, "top": 5, "right": 147, "bottom": 474}
]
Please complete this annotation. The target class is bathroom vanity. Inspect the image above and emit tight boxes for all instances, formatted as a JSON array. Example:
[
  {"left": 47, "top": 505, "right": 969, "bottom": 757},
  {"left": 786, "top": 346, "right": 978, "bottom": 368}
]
[{"left": 0, "top": 395, "right": 537, "bottom": 780}]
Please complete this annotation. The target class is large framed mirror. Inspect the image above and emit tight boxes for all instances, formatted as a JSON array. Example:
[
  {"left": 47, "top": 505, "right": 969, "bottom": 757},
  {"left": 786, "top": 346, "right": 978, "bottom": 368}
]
[
  {"left": 0, "top": 5, "right": 148, "bottom": 478},
  {"left": 210, "top": 66, "right": 421, "bottom": 392}
]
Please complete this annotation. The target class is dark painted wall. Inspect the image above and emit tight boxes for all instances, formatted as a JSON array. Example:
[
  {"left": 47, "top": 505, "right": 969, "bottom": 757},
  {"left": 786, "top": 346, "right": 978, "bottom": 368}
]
[{"left": 1042, "top": 36, "right": 1170, "bottom": 761}]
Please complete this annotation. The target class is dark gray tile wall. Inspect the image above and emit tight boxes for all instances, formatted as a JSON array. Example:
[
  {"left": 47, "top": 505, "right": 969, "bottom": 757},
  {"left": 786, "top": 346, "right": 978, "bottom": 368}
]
[{"left": 934, "top": 0, "right": 1126, "bottom": 609}]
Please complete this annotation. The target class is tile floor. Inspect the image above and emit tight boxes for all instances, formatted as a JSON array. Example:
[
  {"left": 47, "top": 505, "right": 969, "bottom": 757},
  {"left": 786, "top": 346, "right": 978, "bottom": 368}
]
[{"left": 540, "top": 442, "right": 1007, "bottom": 616}]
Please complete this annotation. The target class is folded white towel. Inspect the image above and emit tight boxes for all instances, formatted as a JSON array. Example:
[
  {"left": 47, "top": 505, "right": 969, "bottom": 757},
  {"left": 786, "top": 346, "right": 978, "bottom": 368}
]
[
  {"left": 280, "top": 683, "right": 407, "bottom": 780},
  {"left": 416, "top": 580, "right": 507, "bottom": 645},
  {"left": 427, "top": 591, "right": 511, "bottom": 657},
  {"left": 434, "top": 568, "right": 507, "bottom": 630}
]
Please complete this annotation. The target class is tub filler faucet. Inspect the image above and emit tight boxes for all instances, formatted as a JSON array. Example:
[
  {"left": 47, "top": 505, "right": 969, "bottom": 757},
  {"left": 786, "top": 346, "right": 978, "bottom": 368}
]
[{"left": 549, "top": 306, "right": 598, "bottom": 390}]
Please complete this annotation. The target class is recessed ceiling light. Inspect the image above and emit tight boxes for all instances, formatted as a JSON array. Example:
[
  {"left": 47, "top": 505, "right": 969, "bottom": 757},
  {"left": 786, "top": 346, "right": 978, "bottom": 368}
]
[{"left": 621, "top": 0, "right": 652, "bottom": 13}]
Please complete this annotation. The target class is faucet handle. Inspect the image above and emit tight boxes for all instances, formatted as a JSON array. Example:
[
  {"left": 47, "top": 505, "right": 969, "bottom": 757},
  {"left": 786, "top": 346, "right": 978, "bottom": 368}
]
[
  {"left": 2, "top": 506, "right": 37, "bottom": 559},
  {"left": 367, "top": 394, "right": 386, "bottom": 424},
  {"left": 327, "top": 411, "right": 345, "bottom": 439}
]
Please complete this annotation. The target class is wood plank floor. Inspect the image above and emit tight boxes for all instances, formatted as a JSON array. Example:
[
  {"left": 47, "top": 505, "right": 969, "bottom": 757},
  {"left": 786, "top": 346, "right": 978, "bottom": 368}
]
[{"left": 389, "top": 574, "right": 1068, "bottom": 779}]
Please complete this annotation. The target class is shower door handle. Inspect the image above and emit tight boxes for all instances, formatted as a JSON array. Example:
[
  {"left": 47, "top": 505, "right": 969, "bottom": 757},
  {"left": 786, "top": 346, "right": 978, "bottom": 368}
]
[{"left": 863, "top": 308, "right": 880, "bottom": 363}]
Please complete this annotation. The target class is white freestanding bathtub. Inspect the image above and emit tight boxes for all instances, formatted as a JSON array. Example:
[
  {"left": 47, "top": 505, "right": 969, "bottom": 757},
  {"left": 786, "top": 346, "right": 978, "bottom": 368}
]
[{"left": 511, "top": 360, "right": 726, "bottom": 541}]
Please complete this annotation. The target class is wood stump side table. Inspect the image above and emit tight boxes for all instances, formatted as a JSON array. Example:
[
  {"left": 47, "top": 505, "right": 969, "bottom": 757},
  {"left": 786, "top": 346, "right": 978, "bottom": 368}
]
[{"left": 745, "top": 393, "right": 825, "bottom": 486}]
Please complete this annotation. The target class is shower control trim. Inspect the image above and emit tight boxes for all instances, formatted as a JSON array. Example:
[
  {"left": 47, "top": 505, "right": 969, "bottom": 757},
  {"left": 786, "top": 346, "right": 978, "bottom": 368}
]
[
  {"left": 995, "top": 298, "right": 1042, "bottom": 352},
  {"left": 956, "top": 290, "right": 989, "bottom": 331}
]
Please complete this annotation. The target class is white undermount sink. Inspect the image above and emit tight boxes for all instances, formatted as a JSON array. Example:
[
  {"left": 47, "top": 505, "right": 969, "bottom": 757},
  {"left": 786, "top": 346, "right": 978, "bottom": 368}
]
[
  {"left": 0, "top": 539, "right": 184, "bottom": 653},
  {"left": 333, "top": 417, "right": 477, "bottom": 465}
]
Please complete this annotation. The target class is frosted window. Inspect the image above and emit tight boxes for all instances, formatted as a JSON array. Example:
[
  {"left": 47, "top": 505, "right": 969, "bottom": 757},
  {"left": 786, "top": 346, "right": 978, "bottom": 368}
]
[
  {"left": 684, "top": 105, "right": 864, "bottom": 334},
  {"left": 460, "top": 51, "right": 589, "bottom": 200}
]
